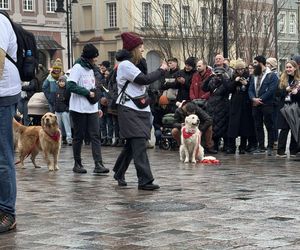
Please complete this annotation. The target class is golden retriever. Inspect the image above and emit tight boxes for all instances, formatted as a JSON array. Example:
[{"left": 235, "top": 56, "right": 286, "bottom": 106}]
[
  {"left": 13, "top": 112, "right": 61, "bottom": 171},
  {"left": 180, "top": 114, "right": 204, "bottom": 163}
]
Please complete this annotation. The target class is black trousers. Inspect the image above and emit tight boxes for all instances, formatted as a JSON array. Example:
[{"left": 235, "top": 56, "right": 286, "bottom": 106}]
[
  {"left": 278, "top": 118, "right": 299, "bottom": 155},
  {"left": 113, "top": 138, "right": 154, "bottom": 186},
  {"left": 252, "top": 105, "right": 274, "bottom": 149},
  {"left": 70, "top": 111, "right": 102, "bottom": 162}
]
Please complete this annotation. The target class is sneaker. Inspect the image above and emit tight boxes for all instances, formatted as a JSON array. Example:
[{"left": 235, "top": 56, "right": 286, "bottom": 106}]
[
  {"left": 276, "top": 153, "right": 287, "bottom": 158},
  {"left": 0, "top": 212, "right": 16, "bottom": 233},
  {"left": 267, "top": 148, "right": 273, "bottom": 156},
  {"left": 253, "top": 148, "right": 266, "bottom": 154}
]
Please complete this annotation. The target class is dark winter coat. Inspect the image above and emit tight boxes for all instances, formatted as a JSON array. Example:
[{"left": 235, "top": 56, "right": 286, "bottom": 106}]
[
  {"left": 227, "top": 73, "right": 256, "bottom": 138},
  {"left": 176, "top": 68, "right": 196, "bottom": 101},
  {"left": 173, "top": 105, "right": 212, "bottom": 132},
  {"left": 54, "top": 86, "right": 71, "bottom": 112},
  {"left": 202, "top": 74, "right": 230, "bottom": 138}
]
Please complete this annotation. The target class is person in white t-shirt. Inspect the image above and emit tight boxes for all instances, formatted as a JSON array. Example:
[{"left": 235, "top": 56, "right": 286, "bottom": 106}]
[
  {"left": 112, "top": 32, "right": 168, "bottom": 190},
  {"left": 67, "top": 43, "right": 109, "bottom": 174},
  {"left": 0, "top": 11, "right": 21, "bottom": 233}
]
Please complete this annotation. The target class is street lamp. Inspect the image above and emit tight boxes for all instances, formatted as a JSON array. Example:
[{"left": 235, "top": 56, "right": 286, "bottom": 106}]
[
  {"left": 222, "top": 0, "right": 228, "bottom": 58},
  {"left": 55, "top": 0, "right": 78, "bottom": 69}
]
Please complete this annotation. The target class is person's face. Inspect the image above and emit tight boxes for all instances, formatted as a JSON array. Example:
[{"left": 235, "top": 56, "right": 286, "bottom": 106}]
[
  {"left": 185, "top": 64, "right": 193, "bottom": 72},
  {"left": 215, "top": 55, "right": 224, "bottom": 66},
  {"left": 52, "top": 68, "right": 61, "bottom": 74},
  {"left": 253, "top": 60, "right": 262, "bottom": 76},
  {"left": 285, "top": 63, "right": 296, "bottom": 76},
  {"left": 138, "top": 44, "right": 144, "bottom": 55},
  {"left": 196, "top": 61, "right": 206, "bottom": 73},
  {"left": 104, "top": 70, "right": 110, "bottom": 78},
  {"left": 91, "top": 57, "right": 98, "bottom": 65},
  {"left": 99, "top": 65, "right": 107, "bottom": 72},
  {"left": 58, "top": 80, "right": 65, "bottom": 87},
  {"left": 168, "top": 61, "right": 177, "bottom": 70},
  {"left": 235, "top": 68, "right": 245, "bottom": 76},
  {"left": 248, "top": 65, "right": 254, "bottom": 75}
]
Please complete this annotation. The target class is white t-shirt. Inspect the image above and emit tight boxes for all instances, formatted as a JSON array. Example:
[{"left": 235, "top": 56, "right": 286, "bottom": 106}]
[
  {"left": 0, "top": 15, "right": 21, "bottom": 97},
  {"left": 116, "top": 60, "right": 150, "bottom": 112},
  {"left": 68, "top": 63, "right": 98, "bottom": 113}
]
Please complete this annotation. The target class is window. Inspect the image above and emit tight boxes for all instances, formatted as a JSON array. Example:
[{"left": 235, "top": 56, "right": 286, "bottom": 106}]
[
  {"left": 182, "top": 5, "right": 190, "bottom": 27},
  {"left": 162, "top": 4, "right": 172, "bottom": 27},
  {"left": 0, "top": 0, "right": 9, "bottom": 9},
  {"left": 289, "top": 13, "right": 296, "bottom": 34},
  {"left": 142, "top": 2, "right": 151, "bottom": 27},
  {"left": 23, "top": 0, "right": 33, "bottom": 11},
  {"left": 108, "top": 51, "right": 116, "bottom": 66},
  {"left": 46, "top": 0, "right": 56, "bottom": 13},
  {"left": 278, "top": 12, "right": 286, "bottom": 33},
  {"left": 107, "top": 2, "right": 117, "bottom": 28}
]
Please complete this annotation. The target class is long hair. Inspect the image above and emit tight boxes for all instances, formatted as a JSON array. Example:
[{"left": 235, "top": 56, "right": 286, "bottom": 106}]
[
  {"left": 131, "top": 46, "right": 143, "bottom": 65},
  {"left": 279, "top": 60, "right": 300, "bottom": 89}
]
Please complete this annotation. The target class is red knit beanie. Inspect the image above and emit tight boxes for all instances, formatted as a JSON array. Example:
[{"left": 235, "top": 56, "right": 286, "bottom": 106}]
[{"left": 121, "top": 32, "right": 143, "bottom": 51}]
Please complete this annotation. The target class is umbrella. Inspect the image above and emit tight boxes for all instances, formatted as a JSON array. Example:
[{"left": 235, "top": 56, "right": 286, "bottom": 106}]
[{"left": 280, "top": 103, "right": 300, "bottom": 146}]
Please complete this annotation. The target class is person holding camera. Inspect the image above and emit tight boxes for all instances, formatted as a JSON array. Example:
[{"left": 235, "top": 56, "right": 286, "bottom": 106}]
[
  {"left": 227, "top": 61, "right": 257, "bottom": 154},
  {"left": 202, "top": 67, "right": 231, "bottom": 152}
]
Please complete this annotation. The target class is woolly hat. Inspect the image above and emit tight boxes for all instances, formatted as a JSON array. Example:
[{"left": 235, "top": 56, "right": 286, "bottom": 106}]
[
  {"left": 58, "top": 75, "right": 67, "bottom": 82},
  {"left": 291, "top": 55, "right": 300, "bottom": 66},
  {"left": 121, "top": 32, "right": 143, "bottom": 51},
  {"left": 266, "top": 57, "right": 277, "bottom": 68},
  {"left": 82, "top": 43, "right": 99, "bottom": 59},
  {"left": 52, "top": 58, "right": 63, "bottom": 70},
  {"left": 159, "top": 95, "right": 169, "bottom": 105},
  {"left": 100, "top": 60, "right": 110, "bottom": 69},
  {"left": 254, "top": 55, "right": 266, "bottom": 65},
  {"left": 235, "top": 60, "right": 246, "bottom": 69},
  {"left": 185, "top": 57, "right": 196, "bottom": 68},
  {"left": 213, "top": 67, "right": 226, "bottom": 75}
]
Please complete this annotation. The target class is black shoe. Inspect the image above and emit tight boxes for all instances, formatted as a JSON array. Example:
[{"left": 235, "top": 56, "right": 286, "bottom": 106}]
[
  {"left": 73, "top": 160, "right": 87, "bottom": 174},
  {"left": 246, "top": 146, "right": 257, "bottom": 153},
  {"left": 253, "top": 148, "right": 266, "bottom": 154},
  {"left": 267, "top": 147, "right": 273, "bottom": 156},
  {"left": 239, "top": 147, "right": 246, "bottom": 154},
  {"left": 226, "top": 149, "right": 236, "bottom": 154},
  {"left": 0, "top": 212, "right": 16, "bottom": 233},
  {"left": 84, "top": 140, "right": 90, "bottom": 146},
  {"left": 101, "top": 138, "right": 108, "bottom": 146},
  {"left": 205, "top": 148, "right": 218, "bottom": 154},
  {"left": 116, "top": 139, "right": 125, "bottom": 147},
  {"left": 138, "top": 183, "right": 160, "bottom": 190},
  {"left": 93, "top": 161, "right": 109, "bottom": 174}
]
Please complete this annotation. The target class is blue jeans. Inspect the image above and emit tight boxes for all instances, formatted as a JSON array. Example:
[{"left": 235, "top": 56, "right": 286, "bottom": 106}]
[
  {"left": 0, "top": 104, "right": 17, "bottom": 216},
  {"left": 17, "top": 98, "right": 30, "bottom": 125},
  {"left": 100, "top": 113, "right": 113, "bottom": 139},
  {"left": 55, "top": 111, "right": 72, "bottom": 143}
]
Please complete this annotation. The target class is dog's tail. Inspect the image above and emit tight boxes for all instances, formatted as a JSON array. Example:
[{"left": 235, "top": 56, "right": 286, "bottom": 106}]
[{"left": 13, "top": 119, "right": 28, "bottom": 135}]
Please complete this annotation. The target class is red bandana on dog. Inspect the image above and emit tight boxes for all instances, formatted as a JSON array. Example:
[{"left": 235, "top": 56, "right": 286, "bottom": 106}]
[
  {"left": 45, "top": 131, "right": 61, "bottom": 142},
  {"left": 182, "top": 127, "right": 196, "bottom": 139}
]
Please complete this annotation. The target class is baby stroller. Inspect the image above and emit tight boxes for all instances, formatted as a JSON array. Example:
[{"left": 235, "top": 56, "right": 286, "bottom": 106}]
[{"left": 159, "top": 113, "right": 178, "bottom": 150}]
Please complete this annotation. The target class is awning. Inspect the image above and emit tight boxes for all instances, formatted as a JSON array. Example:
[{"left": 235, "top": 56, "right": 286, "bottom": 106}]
[{"left": 36, "top": 35, "right": 64, "bottom": 50}]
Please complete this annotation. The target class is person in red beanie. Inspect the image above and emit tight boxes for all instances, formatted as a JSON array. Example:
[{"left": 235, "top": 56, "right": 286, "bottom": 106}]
[{"left": 112, "top": 32, "right": 168, "bottom": 190}]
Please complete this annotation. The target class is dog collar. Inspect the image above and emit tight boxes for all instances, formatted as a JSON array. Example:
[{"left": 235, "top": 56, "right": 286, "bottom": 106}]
[{"left": 182, "top": 127, "right": 195, "bottom": 139}]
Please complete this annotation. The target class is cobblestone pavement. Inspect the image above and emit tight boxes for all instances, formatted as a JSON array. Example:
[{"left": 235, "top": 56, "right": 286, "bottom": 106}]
[{"left": 1, "top": 145, "right": 300, "bottom": 249}]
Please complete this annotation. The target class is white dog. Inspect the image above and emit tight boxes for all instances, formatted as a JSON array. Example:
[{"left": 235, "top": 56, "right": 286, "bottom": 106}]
[{"left": 180, "top": 114, "right": 204, "bottom": 163}]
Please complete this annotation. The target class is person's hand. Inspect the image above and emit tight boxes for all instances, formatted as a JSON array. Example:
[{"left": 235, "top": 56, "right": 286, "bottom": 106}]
[
  {"left": 160, "top": 61, "right": 169, "bottom": 71},
  {"left": 235, "top": 76, "right": 241, "bottom": 82},
  {"left": 89, "top": 91, "right": 95, "bottom": 98},
  {"left": 100, "top": 97, "right": 108, "bottom": 106},
  {"left": 252, "top": 98, "right": 263, "bottom": 106},
  {"left": 98, "top": 110, "right": 103, "bottom": 118},
  {"left": 240, "top": 78, "right": 247, "bottom": 85},
  {"left": 177, "top": 77, "right": 185, "bottom": 84}
]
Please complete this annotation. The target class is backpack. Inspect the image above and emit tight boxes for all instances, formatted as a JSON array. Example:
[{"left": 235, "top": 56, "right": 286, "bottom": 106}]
[{"left": 0, "top": 11, "right": 38, "bottom": 81}]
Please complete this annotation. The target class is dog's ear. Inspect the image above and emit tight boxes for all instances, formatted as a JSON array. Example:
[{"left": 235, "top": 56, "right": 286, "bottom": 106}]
[{"left": 41, "top": 115, "right": 45, "bottom": 127}]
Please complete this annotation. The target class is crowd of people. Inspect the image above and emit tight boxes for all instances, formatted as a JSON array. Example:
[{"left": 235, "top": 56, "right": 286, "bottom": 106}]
[{"left": 1, "top": 14, "right": 300, "bottom": 233}]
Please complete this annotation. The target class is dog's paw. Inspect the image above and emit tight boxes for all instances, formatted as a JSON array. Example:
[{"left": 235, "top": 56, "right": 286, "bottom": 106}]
[
  {"left": 54, "top": 165, "right": 59, "bottom": 171},
  {"left": 48, "top": 166, "right": 55, "bottom": 171},
  {"left": 184, "top": 158, "right": 189, "bottom": 163},
  {"left": 191, "top": 159, "right": 196, "bottom": 164}
]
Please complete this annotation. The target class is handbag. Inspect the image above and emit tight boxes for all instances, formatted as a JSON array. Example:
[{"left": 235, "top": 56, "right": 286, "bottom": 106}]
[{"left": 126, "top": 92, "right": 150, "bottom": 109}]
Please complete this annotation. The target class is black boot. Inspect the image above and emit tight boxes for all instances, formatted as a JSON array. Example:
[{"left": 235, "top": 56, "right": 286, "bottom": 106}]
[
  {"left": 101, "top": 138, "right": 108, "bottom": 146},
  {"left": 106, "top": 138, "right": 112, "bottom": 146},
  {"left": 93, "top": 161, "right": 109, "bottom": 174},
  {"left": 73, "top": 160, "right": 87, "bottom": 174}
]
